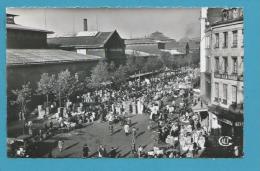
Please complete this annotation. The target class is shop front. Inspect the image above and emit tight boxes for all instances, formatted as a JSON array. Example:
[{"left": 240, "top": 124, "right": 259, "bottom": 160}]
[{"left": 208, "top": 105, "right": 243, "bottom": 147}]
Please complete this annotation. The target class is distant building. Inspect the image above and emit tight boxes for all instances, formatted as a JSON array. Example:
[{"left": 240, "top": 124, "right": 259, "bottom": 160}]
[
  {"left": 124, "top": 35, "right": 199, "bottom": 67},
  {"left": 148, "top": 31, "right": 175, "bottom": 42},
  {"left": 6, "top": 14, "right": 102, "bottom": 121},
  {"left": 199, "top": 8, "right": 243, "bottom": 147},
  {"left": 7, "top": 13, "right": 54, "bottom": 49},
  {"left": 124, "top": 38, "right": 162, "bottom": 56},
  {"left": 47, "top": 19, "right": 126, "bottom": 65}
]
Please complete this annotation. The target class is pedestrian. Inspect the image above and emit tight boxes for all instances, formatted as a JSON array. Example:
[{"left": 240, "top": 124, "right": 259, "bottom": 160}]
[
  {"left": 109, "top": 147, "right": 117, "bottom": 158},
  {"left": 124, "top": 123, "right": 130, "bottom": 136},
  {"left": 50, "top": 121, "right": 53, "bottom": 129},
  {"left": 137, "top": 145, "right": 144, "bottom": 158},
  {"left": 132, "top": 127, "right": 138, "bottom": 140},
  {"left": 192, "top": 142, "right": 198, "bottom": 157},
  {"left": 98, "top": 145, "right": 107, "bottom": 158},
  {"left": 234, "top": 146, "right": 240, "bottom": 158},
  {"left": 83, "top": 144, "right": 89, "bottom": 158},
  {"left": 48, "top": 151, "right": 53, "bottom": 158},
  {"left": 58, "top": 140, "right": 64, "bottom": 152}
]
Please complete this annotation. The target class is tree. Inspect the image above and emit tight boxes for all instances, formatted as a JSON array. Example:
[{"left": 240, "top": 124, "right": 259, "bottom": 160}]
[
  {"left": 36, "top": 73, "right": 56, "bottom": 109},
  {"left": 135, "top": 57, "right": 146, "bottom": 72},
  {"left": 143, "top": 57, "right": 163, "bottom": 73},
  {"left": 108, "top": 61, "right": 116, "bottom": 73},
  {"left": 11, "top": 82, "right": 32, "bottom": 121},
  {"left": 161, "top": 52, "right": 179, "bottom": 70},
  {"left": 125, "top": 57, "right": 138, "bottom": 75},
  {"left": 111, "top": 65, "right": 127, "bottom": 84},
  {"left": 52, "top": 69, "right": 78, "bottom": 107},
  {"left": 90, "top": 61, "right": 110, "bottom": 88}
]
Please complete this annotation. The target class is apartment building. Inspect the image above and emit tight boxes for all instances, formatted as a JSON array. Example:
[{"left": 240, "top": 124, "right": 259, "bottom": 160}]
[{"left": 200, "top": 8, "right": 244, "bottom": 148}]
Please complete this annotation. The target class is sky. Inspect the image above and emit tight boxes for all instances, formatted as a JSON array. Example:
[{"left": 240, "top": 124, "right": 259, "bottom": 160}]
[{"left": 7, "top": 8, "right": 201, "bottom": 40}]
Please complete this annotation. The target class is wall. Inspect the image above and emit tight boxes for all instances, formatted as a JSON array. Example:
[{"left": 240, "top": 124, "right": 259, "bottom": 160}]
[
  {"left": 7, "top": 29, "right": 48, "bottom": 49},
  {"left": 208, "top": 21, "right": 244, "bottom": 109},
  {"left": 105, "top": 31, "right": 126, "bottom": 65},
  {"left": 7, "top": 60, "right": 99, "bottom": 121}
]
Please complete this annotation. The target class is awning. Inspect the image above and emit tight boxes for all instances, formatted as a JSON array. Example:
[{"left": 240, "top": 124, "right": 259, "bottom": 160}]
[{"left": 208, "top": 105, "right": 243, "bottom": 123}]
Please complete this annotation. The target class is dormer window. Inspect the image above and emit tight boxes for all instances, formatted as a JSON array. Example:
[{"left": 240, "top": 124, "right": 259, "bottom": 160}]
[
  {"left": 6, "top": 14, "right": 18, "bottom": 24},
  {"left": 222, "top": 10, "right": 229, "bottom": 21},
  {"left": 7, "top": 15, "right": 15, "bottom": 24},
  {"left": 221, "top": 8, "right": 243, "bottom": 22}
]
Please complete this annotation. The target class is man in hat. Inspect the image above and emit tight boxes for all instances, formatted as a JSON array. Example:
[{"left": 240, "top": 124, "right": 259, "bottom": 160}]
[{"left": 82, "top": 144, "right": 89, "bottom": 158}]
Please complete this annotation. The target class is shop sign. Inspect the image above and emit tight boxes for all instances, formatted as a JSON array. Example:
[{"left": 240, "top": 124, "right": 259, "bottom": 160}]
[
  {"left": 218, "top": 136, "right": 233, "bottom": 147},
  {"left": 234, "top": 122, "right": 243, "bottom": 127}
]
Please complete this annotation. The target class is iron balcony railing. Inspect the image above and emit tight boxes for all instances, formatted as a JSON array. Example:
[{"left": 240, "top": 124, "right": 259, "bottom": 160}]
[{"left": 214, "top": 72, "right": 243, "bottom": 81}]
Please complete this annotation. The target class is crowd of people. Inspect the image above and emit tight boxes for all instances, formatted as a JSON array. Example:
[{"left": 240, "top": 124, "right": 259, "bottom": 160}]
[{"left": 9, "top": 67, "right": 206, "bottom": 158}]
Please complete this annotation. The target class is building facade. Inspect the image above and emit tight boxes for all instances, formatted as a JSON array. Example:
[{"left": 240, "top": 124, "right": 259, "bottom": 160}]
[
  {"left": 47, "top": 19, "right": 126, "bottom": 66},
  {"left": 200, "top": 8, "right": 244, "bottom": 152},
  {"left": 7, "top": 13, "right": 54, "bottom": 49}
]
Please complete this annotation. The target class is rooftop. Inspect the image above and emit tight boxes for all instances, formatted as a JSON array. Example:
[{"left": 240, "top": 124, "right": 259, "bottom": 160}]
[
  {"left": 7, "top": 13, "right": 18, "bottom": 17},
  {"left": 7, "top": 49, "right": 102, "bottom": 66},
  {"left": 125, "top": 49, "right": 157, "bottom": 57},
  {"left": 208, "top": 8, "right": 243, "bottom": 27},
  {"left": 47, "top": 31, "right": 116, "bottom": 48},
  {"left": 124, "top": 38, "right": 157, "bottom": 45},
  {"left": 7, "top": 23, "right": 54, "bottom": 34},
  {"left": 126, "top": 44, "right": 162, "bottom": 55}
]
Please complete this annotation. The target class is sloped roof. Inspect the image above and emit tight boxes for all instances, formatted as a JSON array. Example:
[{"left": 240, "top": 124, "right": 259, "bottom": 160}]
[
  {"left": 125, "top": 49, "right": 157, "bottom": 57},
  {"left": 7, "top": 13, "right": 18, "bottom": 17},
  {"left": 47, "top": 31, "right": 115, "bottom": 48},
  {"left": 7, "top": 23, "right": 54, "bottom": 34},
  {"left": 126, "top": 44, "right": 162, "bottom": 55},
  {"left": 160, "top": 49, "right": 185, "bottom": 55},
  {"left": 124, "top": 38, "right": 157, "bottom": 45},
  {"left": 7, "top": 49, "right": 102, "bottom": 66}
]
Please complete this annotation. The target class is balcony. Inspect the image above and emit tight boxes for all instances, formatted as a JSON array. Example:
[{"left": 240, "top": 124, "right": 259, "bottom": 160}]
[
  {"left": 214, "top": 72, "right": 242, "bottom": 81},
  {"left": 232, "top": 43, "right": 238, "bottom": 48}
]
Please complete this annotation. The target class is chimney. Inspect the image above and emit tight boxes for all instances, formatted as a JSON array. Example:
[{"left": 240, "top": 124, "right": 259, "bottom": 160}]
[{"left": 83, "top": 19, "right": 88, "bottom": 31}]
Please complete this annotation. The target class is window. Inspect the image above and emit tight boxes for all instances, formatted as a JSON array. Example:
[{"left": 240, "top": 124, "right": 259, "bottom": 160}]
[
  {"left": 215, "top": 57, "right": 219, "bottom": 72},
  {"left": 206, "top": 56, "right": 211, "bottom": 72},
  {"left": 223, "top": 32, "right": 228, "bottom": 48},
  {"left": 232, "top": 30, "right": 238, "bottom": 47},
  {"left": 232, "top": 85, "right": 237, "bottom": 104},
  {"left": 215, "top": 33, "right": 219, "bottom": 48},
  {"left": 223, "top": 84, "right": 228, "bottom": 104},
  {"left": 232, "top": 57, "right": 238, "bottom": 74},
  {"left": 205, "top": 36, "right": 210, "bottom": 48},
  {"left": 215, "top": 82, "right": 219, "bottom": 102},
  {"left": 223, "top": 57, "right": 228, "bottom": 73}
]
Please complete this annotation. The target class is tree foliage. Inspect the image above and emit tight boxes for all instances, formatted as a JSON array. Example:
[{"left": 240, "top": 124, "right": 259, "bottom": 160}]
[
  {"left": 143, "top": 57, "right": 163, "bottom": 72},
  {"left": 111, "top": 65, "right": 127, "bottom": 84},
  {"left": 36, "top": 73, "right": 55, "bottom": 107},
  {"left": 90, "top": 61, "right": 111, "bottom": 88},
  {"left": 11, "top": 82, "right": 32, "bottom": 119},
  {"left": 125, "top": 57, "right": 138, "bottom": 75},
  {"left": 52, "top": 69, "right": 78, "bottom": 106}
]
